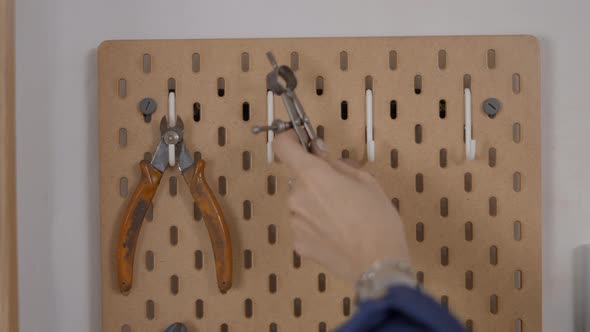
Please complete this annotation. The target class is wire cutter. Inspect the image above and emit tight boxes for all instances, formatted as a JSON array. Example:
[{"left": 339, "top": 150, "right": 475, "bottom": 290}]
[
  {"left": 253, "top": 52, "right": 319, "bottom": 153},
  {"left": 116, "top": 115, "right": 232, "bottom": 293}
]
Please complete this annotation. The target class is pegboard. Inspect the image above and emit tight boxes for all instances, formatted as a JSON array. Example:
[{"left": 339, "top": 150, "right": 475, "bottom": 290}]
[{"left": 98, "top": 36, "right": 541, "bottom": 332}]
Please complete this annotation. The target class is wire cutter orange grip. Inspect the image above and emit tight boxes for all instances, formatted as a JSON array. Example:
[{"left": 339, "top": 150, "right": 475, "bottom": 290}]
[{"left": 116, "top": 115, "right": 232, "bottom": 294}]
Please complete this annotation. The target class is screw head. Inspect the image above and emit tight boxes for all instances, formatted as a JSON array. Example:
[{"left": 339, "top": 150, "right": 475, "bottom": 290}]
[
  {"left": 163, "top": 130, "right": 180, "bottom": 145},
  {"left": 139, "top": 98, "right": 157, "bottom": 116},
  {"left": 483, "top": 98, "right": 501, "bottom": 118}
]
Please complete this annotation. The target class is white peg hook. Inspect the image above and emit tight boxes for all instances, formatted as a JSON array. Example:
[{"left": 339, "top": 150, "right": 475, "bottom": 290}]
[
  {"left": 266, "top": 90, "right": 274, "bottom": 164},
  {"left": 366, "top": 89, "right": 375, "bottom": 162},
  {"left": 168, "top": 91, "right": 176, "bottom": 167},
  {"left": 464, "top": 88, "right": 476, "bottom": 161}
]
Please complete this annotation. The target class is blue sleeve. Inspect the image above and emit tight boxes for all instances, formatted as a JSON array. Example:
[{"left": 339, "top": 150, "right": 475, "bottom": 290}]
[{"left": 337, "top": 286, "right": 467, "bottom": 332}]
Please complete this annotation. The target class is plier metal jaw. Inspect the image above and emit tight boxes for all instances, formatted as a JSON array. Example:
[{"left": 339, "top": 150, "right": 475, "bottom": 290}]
[
  {"left": 253, "top": 52, "right": 318, "bottom": 153},
  {"left": 116, "top": 115, "right": 232, "bottom": 294}
]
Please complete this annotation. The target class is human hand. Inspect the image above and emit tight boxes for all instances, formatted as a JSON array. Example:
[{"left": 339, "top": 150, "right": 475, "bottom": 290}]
[{"left": 273, "top": 132, "right": 411, "bottom": 284}]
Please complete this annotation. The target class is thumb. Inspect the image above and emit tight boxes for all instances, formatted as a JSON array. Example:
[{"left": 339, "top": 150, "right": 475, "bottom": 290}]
[{"left": 273, "top": 131, "right": 325, "bottom": 177}]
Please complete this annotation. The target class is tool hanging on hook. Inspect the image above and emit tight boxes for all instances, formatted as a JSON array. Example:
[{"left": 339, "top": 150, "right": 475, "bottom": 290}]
[
  {"left": 253, "top": 52, "right": 320, "bottom": 153},
  {"left": 116, "top": 108, "right": 232, "bottom": 294}
]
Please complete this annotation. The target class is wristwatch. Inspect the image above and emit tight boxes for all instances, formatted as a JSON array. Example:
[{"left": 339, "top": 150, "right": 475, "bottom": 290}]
[{"left": 355, "top": 258, "right": 418, "bottom": 302}]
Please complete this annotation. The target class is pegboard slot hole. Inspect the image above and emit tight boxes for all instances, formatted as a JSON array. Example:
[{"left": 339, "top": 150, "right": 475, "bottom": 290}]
[
  {"left": 392, "top": 198, "right": 400, "bottom": 212},
  {"left": 170, "top": 226, "right": 178, "bottom": 246},
  {"left": 466, "top": 320, "right": 473, "bottom": 332},
  {"left": 196, "top": 299, "right": 204, "bottom": 319},
  {"left": 341, "top": 101, "right": 348, "bottom": 120},
  {"left": 489, "top": 197, "right": 498, "bottom": 216},
  {"left": 512, "top": 74, "right": 521, "bottom": 94},
  {"left": 439, "top": 100, "right": 447, "bottom": 119},
  {"left": 242, "top": 102, "right": 250, "bottom": 121},
  {"left": 243, "top": 200, "right": 252, "bottom": 220},
  {"left": 195, "top": 250, "right": 203, "bottom": 270},
  {"left": 170, "top": 275, "right": 179, "bottom": 295},
  {"left": 119, "top": 177, "right": 128, "bottom": 197},
  {"left": 440, "top": 197, "right": 449, "bottom": 217},
  {"left": 318, "top": 273, "right": 326, "bottom": 292},
  {"left": 490, "top": 246, "right": 498, "bottom": 265},
  {"left": 515, "top": 319, "right": 523, "bottom": 332},
  {"left": 465, "top": 222, "right": 473, "bottom": 241},
  {"left": 513, "top": 172, "right": 522, "bottom": 192},
  {"left": 441, "top": 296, "right": 449, "bottom": 310},
  {"left": 218, "top": 176, "right": 227, "bottom": 196},
  {"left": 245, "top": 299, "right": 253, "bottom": 318},
  {"left": 270, "top": 323, "right": 278, "bottom": 332},
  {"left": 269, "top": 273, "right": 277, "bottom": 293},
  {"left": 221, "top": 323, "right": 229, "bottom": 332},
  {"left": 145, "top": 250, "right": 154, "bottom": 271},
  {"left": 122, "top": 325, "right": 130, "bottom": 332},
  {"left": 192, "top": 53, "right": 200, "bottom": 73},
  {"left": 268, "top": 224, "right": 277, "bottom": 244},
  {"left": 390, "top": 100, "right": 397, "bottom": 119},
  {"left": 414, "top": 75, "right": 422, "bottom": 94},
  {"left": 217, "top": 77, "right": 225, "bottom": 97},
  {"left": 390, "top": 149, "right": 398, "bottom": 168},
  {"left": 241, "top": 52, "right": 250, "bottom": 72},
  {"left": 490, "top": 295, "right": 499, "bottom": 314},
  {"left": 514, "top": 270, "right": 523, "bottom": 289},
  {"left": 417, "top": 271, "right": 424, "bottom": 286},
  {"left": 294, "top": 298, "right": 302, "bottom": 317},
  {"left": 343, "top": 297, "right": 351, "bottom": 316},
  {"left": 487, "top": 49, "right": 496, "bottom": 69},
  {"left": 142, "top": 53, "right": 151, "bottom": 73},
  {"left": 340, "top": 51, "right": 348, "bottom": 71},
  {"left": 514, "top": 221, "right": 522, "bottom": 241},
  {"left": 218, "top": 127, "right": 226, "bottom": 146},
  {"left": 118, "top": 79, "right": 127, "bottom": 98},
  {"left": 439, "top": 149, "right": 447, "bottom": 168},
  {"left": 169, "top": 176, "right": 178, "bottom": 196},
  {"left": 242, "top": 151, "right": 251, "bottom": 171},
  {"left": 341, "top": 149, "right": 350, "bottom": 159},
  {"left": 416, "top": 222, "right": 424, "bottom": 242},
  {"left": 463, "top": 74, "right": 471, "bottom": 89},
  {"left": 293, "top": 251, "right": 301, "bottom": 268},
  {"left": 389, "top": 50, "right": 397, "bottom": 70},
  {"left": 146, "top": 300, "right": 155, "bottom": 320},
  {"left": 464, "top": 173, "right": 472, "bottom": 192},
  {"left": 267, "top": 175, "right": 276, "bottom": 195},
  {"left": 317, "top": 125, "right": 325, "bottom": 139},
  {"left": 168, "top": 78, "right": 176, "bottom": 92},
  {"left": 316, "top": 76, "right": 324, "bottom": 96},
  {"left": 415, "top": 173, "right": 424, "bottom": 193},
  {"left": 290, "top": 51, "right": 299, "bottom": 71},
  {"left": 441, "top": 247, "right": 449, "bottom": 266},
  {"left": 244, "top": 250, "right": 252, "bottom": 269},
  {"left": 193, "top": 102, "right": 201, "bottom": 122},
  {"left": 489, "top": 147, "right": 497, "bottom": 167},
  {"left": 465, "top": 271, "right": 474, "bottom": 290},
  {"left": 415, "top": 124, "right": 423, "bottom": 144},
  {"left": 365, "top": 75, "right": 373, "bottom": 90},
  {"left": 513, "top": 123, "right": 521, "bottom": 143},
  {"left": 119, "top": 128, "right": 127, "bottom": 147},
  {"left": 438, "top": 50, "right": 447, "bottom": 69}
]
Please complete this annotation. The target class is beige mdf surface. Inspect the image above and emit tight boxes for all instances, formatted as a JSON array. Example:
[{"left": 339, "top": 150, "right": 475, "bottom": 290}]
[
  {"left": 98, "top": 35, "right": 540, "bottom": 332},
  {"left": 0, "top": 0, "right": 18, "bottom": 331}
]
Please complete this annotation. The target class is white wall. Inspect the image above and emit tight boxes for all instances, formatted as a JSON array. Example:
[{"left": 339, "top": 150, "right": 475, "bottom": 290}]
[{"left": 15, "top": 0, "right": 589, "bottom": 331}]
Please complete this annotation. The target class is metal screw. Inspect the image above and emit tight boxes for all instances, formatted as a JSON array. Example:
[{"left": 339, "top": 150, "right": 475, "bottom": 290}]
[
  {"left": 139, "top": 98, "right": 157, "bottom": 122},
  {"left": 483, "top": 98, "right": 501, "bottom": 118},
  {"left": 163, "top": 130, "right": 180, "bottom": 145}
]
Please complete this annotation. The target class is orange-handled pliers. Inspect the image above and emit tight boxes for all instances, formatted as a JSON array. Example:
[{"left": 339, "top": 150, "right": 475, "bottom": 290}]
[{"left": 116, "top": 115, "right": 232, "bottom": 293}]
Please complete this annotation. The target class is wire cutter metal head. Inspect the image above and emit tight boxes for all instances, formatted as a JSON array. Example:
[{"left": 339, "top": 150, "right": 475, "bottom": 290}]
[{"left": 151, "top": 116, "right": 195, "bottom": 173}]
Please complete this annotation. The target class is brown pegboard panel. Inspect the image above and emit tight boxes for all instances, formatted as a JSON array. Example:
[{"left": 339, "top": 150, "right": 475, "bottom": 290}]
[{"left": 98, "top": 36, "right": 541, "bottom": 332}]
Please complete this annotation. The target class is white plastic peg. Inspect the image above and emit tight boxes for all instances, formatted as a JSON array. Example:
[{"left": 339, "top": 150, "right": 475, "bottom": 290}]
[
  {"left": 464, "top": 88, "right": 476, "bottom": 161},
  {"left": 168, "top": 91, "right": 176, "bottom": 167},
  {"left": 366, "top": 89, "right": 375, "bottom": 162},
  {"left": 266, "top": 90, "right": 274, "bottom": 164}
]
